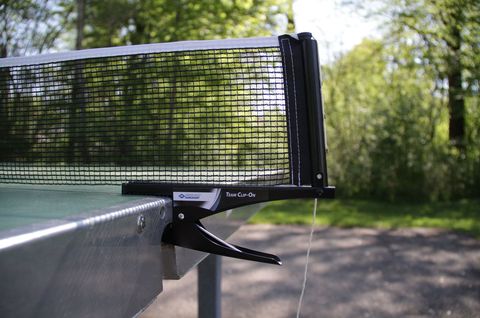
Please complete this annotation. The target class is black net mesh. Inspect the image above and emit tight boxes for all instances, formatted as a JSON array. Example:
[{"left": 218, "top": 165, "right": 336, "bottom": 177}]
[{"left": 0, "top": 47, "right": 291, "bottom": 185}]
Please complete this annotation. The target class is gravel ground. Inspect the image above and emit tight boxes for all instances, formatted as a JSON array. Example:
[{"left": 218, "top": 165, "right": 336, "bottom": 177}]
[{"left": 141, "top": 225, "right": 480, "bottom": 318}]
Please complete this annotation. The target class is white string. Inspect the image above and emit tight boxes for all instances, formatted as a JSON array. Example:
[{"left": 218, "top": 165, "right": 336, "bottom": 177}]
[{"left": 296, "top": 198, "right": 317, "bottom": 318}]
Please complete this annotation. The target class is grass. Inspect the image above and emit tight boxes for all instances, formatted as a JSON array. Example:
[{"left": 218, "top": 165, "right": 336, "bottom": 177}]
[{"left": 250, "top": 198, "right": 480, "bottom": 238}]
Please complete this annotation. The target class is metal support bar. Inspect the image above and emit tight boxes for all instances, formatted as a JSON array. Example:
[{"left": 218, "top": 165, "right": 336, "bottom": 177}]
[{"left": 198, "top": 254, "right": 222, "bottom": 318}]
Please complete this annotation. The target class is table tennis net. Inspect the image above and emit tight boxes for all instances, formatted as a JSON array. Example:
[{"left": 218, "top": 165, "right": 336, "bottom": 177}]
[{"left": 0, "top": 34, "right": 327, "bottom": 187}]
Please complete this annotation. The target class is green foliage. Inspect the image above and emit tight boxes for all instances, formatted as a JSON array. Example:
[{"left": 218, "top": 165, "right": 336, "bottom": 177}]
[
  {"left": 81, "top": 0, "right": 294, "bottom": 47},
  {"left": 1, "top": 0, "right": 293, "bottom": 175},
  {"left": 251, "top": 199, "right": 480, "bottom": 238},
  {"left": 1, "top": 48, "right": 288, "bottom": 173},
  {"left": 2, "top": 0, "right": 478, "bottom": 201},
  {"left": 73, "top": 0, "right": 294, "bottom": 169},
  {"left": 323, "top": 38, "right": 480, "bottom": 200},
  {"left": 1, "top": 0, "right": 294, "bottom": 52}
]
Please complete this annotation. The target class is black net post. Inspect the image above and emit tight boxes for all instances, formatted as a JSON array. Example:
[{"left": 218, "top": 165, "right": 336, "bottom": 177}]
[{"left": 298, "top": 32, "right": 329, "bottom": 188}]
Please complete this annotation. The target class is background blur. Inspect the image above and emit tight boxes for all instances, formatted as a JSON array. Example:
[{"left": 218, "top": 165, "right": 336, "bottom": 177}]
[{"left": 1, "top": 0, "right": 479, "bottom": 223}]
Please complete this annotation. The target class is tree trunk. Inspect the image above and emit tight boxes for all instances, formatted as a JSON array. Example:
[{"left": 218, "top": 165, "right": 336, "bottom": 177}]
[
  {"left": 0, "top": 59, "right": 11, "bottom": 161},
  {"left": 447, "top": 61, "right": 465, "bottom": 149},
  {"left": 165, "top": 7, "right": 181, "bottom": 165},
  {"left": 68, "top": 0, "right": 90, "bottom": 163},
  {"left": 75, "top": 0, "right": 85, "bottom": 50},
  {"left": 446, "top": 6, "right": 466, "bottom": 150},
  {"left": 0, "top": 11, "right": 11, "bottom": 161}
]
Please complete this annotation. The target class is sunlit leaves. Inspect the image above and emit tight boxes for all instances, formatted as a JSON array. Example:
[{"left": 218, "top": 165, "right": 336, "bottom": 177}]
[{"left": 323, "top": 38, "right": 479, "bottom": 200}]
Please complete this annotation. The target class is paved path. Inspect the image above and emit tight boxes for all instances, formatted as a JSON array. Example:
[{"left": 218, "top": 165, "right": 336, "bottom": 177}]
[{"left": 141, "top": 225, "right": 480, "bottom": 318}]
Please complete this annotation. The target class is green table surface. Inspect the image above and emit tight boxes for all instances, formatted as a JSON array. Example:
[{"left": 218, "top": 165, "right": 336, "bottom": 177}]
[{"left": 0, "top": 184, "right": 147, "bottom": 232}]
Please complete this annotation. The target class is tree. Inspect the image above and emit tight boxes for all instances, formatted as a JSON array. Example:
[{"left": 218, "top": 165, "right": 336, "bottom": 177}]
[
  {"left": 366, "top": 0, "right": 480, "bottom": 149},
  {"left": 0, "top": 0, "right": 73, "bottom": 58},
  {"left": 81, "top": 0, "right": 293, "bottom": 47}
]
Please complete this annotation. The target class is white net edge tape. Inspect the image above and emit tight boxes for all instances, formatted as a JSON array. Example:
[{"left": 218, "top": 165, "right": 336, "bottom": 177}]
[{"left": 0, "top": 36, "right": 281, "bottom": 68}]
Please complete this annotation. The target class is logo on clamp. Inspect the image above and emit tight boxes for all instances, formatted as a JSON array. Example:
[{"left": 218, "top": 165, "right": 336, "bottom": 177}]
[{"left": 226, "top": 191, "right": 257, "bottom": 198}]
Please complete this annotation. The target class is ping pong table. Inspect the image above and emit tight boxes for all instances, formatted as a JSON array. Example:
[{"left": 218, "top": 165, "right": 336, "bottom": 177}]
[
  {"left": 0, "top": 183, "right": 262, "bottom": 317},
  {"left": 0, "top": 32, "right": 333, "bottom": 317}
]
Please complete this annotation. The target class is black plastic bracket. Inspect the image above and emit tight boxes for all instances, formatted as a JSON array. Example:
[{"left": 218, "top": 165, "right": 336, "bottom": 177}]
[
  {"left": 163, "top": 220, "right": 282, "bottom": 265},
  {"left": 122, "top": 182, "right": 334, "bottom": 264}
]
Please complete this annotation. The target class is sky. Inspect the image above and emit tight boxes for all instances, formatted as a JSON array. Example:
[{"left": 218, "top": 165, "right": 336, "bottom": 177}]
[{"left": 293, "top": 0, "right": 381, "bottom": 63}]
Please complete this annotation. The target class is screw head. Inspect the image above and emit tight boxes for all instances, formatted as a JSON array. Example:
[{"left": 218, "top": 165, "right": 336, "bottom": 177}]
[
  {"left": 137, "top": 215, "right": 146, "bottom": 234},
  {"left": 159, "top": 207, "right": 166, "bottom": 220},
  {"left": 178, "top": 213, "right": 185, "bottom": 220},
  {"left": 316, "top": 173, "right": 323, "bottom": 180}
]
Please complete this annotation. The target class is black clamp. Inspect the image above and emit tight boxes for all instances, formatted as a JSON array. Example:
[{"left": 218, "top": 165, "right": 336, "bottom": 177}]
[{"left": 122, "top": 182, "right": 335, "bottom": 265}]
